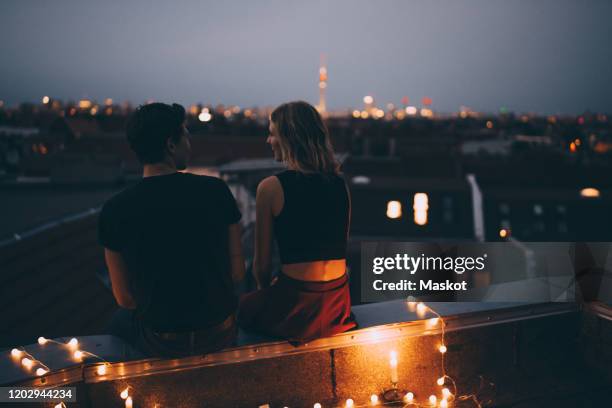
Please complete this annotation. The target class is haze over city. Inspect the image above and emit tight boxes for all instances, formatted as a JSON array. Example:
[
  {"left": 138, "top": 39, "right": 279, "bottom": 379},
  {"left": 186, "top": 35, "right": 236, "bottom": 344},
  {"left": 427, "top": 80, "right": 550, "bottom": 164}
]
[{"left": 1, "top": 0, "right": 611, "bottom": 114}]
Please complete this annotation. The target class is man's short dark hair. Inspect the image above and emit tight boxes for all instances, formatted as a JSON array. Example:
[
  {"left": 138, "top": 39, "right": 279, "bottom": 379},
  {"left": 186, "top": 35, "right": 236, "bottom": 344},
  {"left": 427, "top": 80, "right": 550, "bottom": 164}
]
[{"left": 126, "top": 103, "right": 186, "bottom": 164}]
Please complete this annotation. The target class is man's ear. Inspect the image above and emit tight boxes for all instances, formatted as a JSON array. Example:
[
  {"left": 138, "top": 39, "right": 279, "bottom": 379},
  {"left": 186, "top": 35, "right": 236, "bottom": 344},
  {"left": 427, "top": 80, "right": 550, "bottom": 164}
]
[{"left": 166, "top": 137, "right": 176, "bottom": 155}]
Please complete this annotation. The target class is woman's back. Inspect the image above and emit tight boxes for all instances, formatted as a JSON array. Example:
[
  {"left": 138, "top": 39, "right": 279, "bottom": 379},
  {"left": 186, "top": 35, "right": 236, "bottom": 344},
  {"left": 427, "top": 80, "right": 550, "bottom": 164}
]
[{"left": 273, "top": 170, "right": 349, "bottom": 266}]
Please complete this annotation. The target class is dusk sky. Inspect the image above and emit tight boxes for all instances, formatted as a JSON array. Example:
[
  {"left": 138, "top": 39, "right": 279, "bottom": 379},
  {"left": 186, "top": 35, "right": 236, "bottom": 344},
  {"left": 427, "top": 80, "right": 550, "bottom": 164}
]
[{"left": 1, "top": 0, "right": 611, "bottom": 114}]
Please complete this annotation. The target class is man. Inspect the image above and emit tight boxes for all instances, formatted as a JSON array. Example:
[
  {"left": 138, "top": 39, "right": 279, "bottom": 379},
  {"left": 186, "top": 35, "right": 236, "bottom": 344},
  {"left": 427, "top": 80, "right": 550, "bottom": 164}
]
[{"left": 98, "top": 103, "right": 244, "bottom": 357}]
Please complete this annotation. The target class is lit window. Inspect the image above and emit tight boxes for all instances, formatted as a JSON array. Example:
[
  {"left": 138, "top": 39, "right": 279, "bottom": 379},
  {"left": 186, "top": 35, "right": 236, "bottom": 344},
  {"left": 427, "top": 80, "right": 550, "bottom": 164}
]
[
  {"left": 386, "top": 201, "right": 402, "bottom": 219},
  {"left": 580, "top": 188, "right": 600, "bottom": 198},
  {"left": 413, "top": 193, "right": 429, "bottom": 226}
]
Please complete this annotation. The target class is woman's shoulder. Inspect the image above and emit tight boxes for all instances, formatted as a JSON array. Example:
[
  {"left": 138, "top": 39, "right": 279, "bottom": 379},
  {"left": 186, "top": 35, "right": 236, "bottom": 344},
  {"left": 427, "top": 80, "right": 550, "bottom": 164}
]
[{"left": 257, "top": 175, "right": 283, "bottom": 197}]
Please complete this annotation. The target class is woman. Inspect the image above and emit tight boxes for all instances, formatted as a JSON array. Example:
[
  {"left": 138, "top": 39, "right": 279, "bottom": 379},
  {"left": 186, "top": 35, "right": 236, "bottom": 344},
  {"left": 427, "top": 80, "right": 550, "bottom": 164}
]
[{"left": 238, "top": 101, "right": 357, "bottom": 343}]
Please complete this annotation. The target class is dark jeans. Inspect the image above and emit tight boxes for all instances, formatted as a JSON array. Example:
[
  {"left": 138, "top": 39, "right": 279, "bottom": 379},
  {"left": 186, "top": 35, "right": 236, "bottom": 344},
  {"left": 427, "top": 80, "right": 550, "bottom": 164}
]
[{"left": 108, "top": 309, "right": 238, "bottom": 358}]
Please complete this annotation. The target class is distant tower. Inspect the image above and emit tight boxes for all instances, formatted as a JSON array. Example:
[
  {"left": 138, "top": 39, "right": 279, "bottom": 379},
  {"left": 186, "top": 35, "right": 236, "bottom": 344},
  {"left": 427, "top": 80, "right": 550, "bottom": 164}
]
[{"left": 317, "top": 54, "right": 327, "bottom": 114}]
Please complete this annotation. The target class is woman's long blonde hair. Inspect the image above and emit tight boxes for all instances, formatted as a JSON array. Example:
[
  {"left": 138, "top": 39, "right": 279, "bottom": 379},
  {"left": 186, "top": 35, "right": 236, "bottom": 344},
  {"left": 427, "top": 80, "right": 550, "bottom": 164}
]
[{"left": 271, "top": 101, "right": 339, "bottom": 174}]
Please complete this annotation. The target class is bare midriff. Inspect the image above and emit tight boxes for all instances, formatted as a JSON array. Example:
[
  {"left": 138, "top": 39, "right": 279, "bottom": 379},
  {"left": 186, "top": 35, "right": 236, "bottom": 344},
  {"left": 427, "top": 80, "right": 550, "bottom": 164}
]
[{"left": 281, "top": 259, "right": 347, "bottom": 282}]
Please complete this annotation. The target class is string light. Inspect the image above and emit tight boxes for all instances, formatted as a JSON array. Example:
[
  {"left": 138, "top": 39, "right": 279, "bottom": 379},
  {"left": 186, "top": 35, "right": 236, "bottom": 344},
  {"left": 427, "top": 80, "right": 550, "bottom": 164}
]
[
  {"left": 416, "top": 302, "right": 427, "bottom": 317},
  {"left": 21, "top": 358, "right": 34, "bottom": 370},
  {"left": 9, "top": 302, "right": 491, "bottom": 408}
]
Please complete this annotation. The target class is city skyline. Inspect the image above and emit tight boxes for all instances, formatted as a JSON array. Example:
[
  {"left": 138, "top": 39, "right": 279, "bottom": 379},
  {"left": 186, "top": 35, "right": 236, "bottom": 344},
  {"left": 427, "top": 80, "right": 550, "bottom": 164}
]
[{"left": 1, "top": 0, "right": 612, "bottom": 114}]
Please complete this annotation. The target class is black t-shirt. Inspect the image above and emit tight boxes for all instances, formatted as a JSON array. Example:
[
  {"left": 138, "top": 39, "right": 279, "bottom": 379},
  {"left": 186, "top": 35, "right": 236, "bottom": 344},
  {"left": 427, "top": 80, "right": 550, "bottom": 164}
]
[{"left": 98, "top": 172, "right": 241, "bottom": 332}]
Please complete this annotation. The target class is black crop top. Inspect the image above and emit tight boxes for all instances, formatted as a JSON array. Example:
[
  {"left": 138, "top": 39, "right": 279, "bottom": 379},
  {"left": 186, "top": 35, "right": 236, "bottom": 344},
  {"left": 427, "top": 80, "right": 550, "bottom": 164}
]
[{"left": 273, "top": 170, "right": 349, "bottom": 264}]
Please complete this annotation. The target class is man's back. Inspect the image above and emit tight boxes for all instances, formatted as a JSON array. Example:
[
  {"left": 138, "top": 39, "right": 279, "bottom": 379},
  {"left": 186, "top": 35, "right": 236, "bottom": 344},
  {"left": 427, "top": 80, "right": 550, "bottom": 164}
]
[{"left": 99, "top": 172, "right": 241, "bottom": 332}]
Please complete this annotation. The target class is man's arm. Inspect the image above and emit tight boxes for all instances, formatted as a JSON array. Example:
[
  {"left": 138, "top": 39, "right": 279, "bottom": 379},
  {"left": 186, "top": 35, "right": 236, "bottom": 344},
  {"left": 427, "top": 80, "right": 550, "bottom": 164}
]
[
  {"left": 104, "top": 249, "right": 137, "bottom": 309},
  {"left": 228, "top": 223, "right": 245, "bottom": 284}
]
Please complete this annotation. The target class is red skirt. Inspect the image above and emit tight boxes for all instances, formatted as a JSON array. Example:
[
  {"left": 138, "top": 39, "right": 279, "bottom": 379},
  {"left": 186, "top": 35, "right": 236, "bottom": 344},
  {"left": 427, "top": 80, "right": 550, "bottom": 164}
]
[{"left": 237, "top": 272, "right": 357, "bottom": 343}]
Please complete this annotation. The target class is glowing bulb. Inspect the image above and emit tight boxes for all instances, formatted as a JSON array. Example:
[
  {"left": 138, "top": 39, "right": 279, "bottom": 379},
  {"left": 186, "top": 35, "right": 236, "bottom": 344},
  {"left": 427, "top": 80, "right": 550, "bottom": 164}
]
[
  {"left": 68, "top": 338, "right": 78, "bottom": 349},
  {"left": 404, "top": 392, "right": 414, "bottom": 402},
  {"left": 429, "top": 395, "right": 437, "bottom": 405},
  {"left": 11, "top": 348, "right": 23, "bottom": 358},
  {"left": 363, "top": 95, "right": 374, "bottom": 105},
  {"left": 314, "top": 404, "right": 322, "bottom": 408},
  {"left": 125, "top": 396, "right": 133, "bottom": 408},
  {"left": 21, "top": 358, "right": 33, "bottom": 369},
  {"left": 73, "top": 350, "right": 83, "bottom": 360},
  {"left": 120, "top": 388, "right": 129, "bottom": 400},
  {"left": 499, "top": 228, "right": 508, "bottom": 238},
  {"left": 42, "top": 96, "right": 50, "bottom": 104},
  {"left": 427, "top": 317, "right": 439, "bottom": 328},
  {"left": 97, "top": 365, "right": 107, "bottom": 375},
  {"left": 416, "top": 302, "right": 427, "bottom": 317},
  {"left": 440, "top": 399, "right": 448, "bottom": 408},
  {"left": 442, "top": 388, "right": 451, "bottom": 398},
  {"left": 439, "top": 345, "right": 447, "bottom": 354},
  {"left": 345, "top": 398, "right": 354, "bottom": 408},
  {"left": 38, "top": 336, "right": 48, "bottom": 345},
  {"left": 437, "top": 376, "right": 445, "bottom": 386},
  {"left": 36, "top": 368, "right": 48, "bottom": 376},
  {"left": 370, "top": 394, "right": 379, "bottom": 405}
]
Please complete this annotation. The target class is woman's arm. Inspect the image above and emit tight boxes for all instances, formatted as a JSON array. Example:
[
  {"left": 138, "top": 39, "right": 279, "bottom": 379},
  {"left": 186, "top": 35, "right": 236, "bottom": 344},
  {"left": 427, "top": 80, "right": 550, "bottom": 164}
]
[
  {"left": 104, "top": 249, "right": 137, "bottom": 309},
  {"left": 252, "top": 176, "right": 282, "bottom": 289},
  {"left": 228, "top": 223, "right": 245, "bottom": 284}
]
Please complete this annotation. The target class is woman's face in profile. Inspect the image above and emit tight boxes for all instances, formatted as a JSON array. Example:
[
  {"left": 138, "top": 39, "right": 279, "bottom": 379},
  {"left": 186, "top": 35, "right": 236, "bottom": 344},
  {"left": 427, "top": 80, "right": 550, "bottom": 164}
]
[{"left": 267, "top": 122, "right": 284, "bottom": 162}]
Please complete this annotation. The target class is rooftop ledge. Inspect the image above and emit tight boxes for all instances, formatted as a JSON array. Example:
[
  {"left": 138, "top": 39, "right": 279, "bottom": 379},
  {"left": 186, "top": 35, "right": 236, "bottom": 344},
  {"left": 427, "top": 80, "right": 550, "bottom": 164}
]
[{"left": 2, "top": 301, "right": 579, "bottom": 388}]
